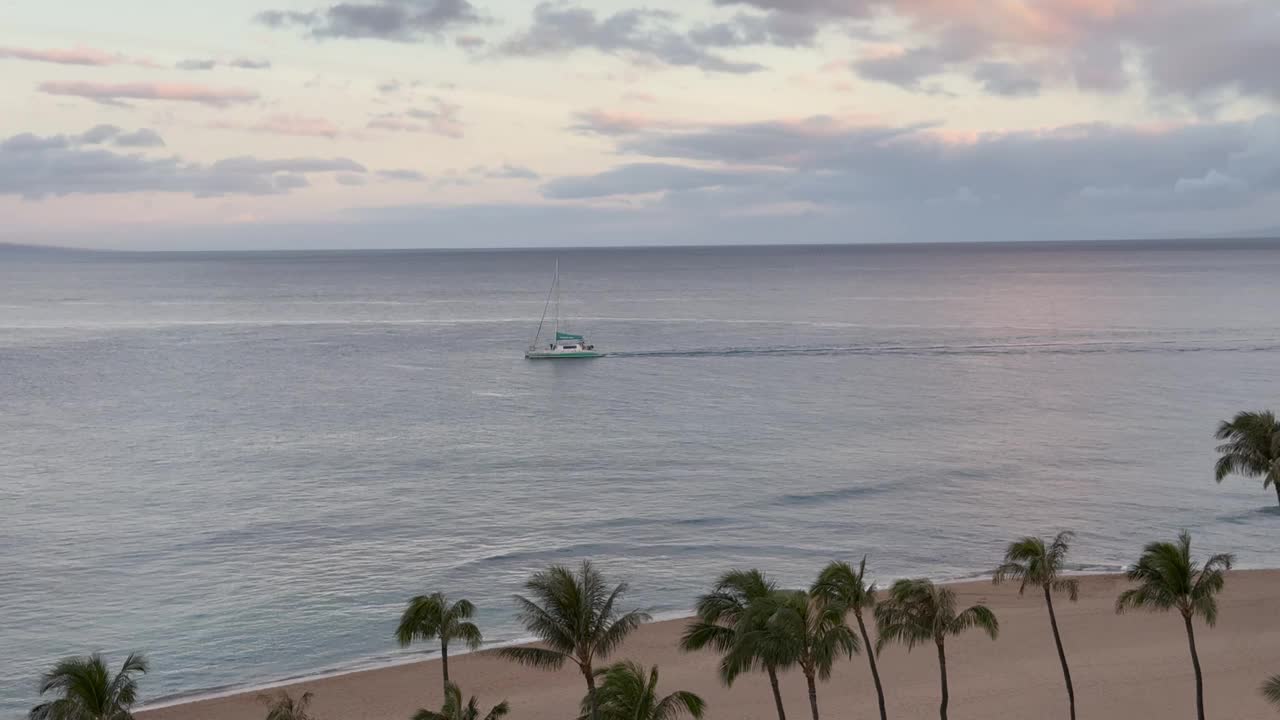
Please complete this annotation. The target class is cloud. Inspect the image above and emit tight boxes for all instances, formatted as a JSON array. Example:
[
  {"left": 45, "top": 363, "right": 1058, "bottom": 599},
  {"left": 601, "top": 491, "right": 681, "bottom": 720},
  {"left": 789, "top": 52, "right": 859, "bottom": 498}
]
[
  {"left": 972, "top": 61, "right": 1042, "bottom": 97},
  {"left": 718, "top": 0, "right": 1280, "bottom": 104},
  {"left": 475, "top": 163, "right": 540, "bottom": 180},
  {"left": 116, "top": 129, "right": 167, "bottom": 147},
  {"left": 455, "top": 34, "right": 485, "bottom": 49},
  {"left": 690, "top": 11, "right": 819, "bottom": 48},
  {"left": 71, "top": 125, "right": 166, "bottom": 148},
  {"left": 273, "top": 174, "right": 311, "bottom": 190},
  {"left": 0, "top": 128, "right": 365, "bottom": 199},
  {"left": 177, "top": 58, "right": 218, "bottom": 71},
  {"left": 175, "top": 57, "right": 272, "bottom": 71},
  {"left": 377, "top": 169, "right": 428, "bottom": 181},
  {"left": 212, "top": 114, "right": 342, "bottom": 138},
  {"left": 369, "top": 98, "right": 464, "bottom": 138},
  {"left": 77, "top": 125, "right": 123, "bottom": 145},
  {"left": 498, "top": 3, "right": 766, "bottom": 74},
  {"left": 542, "top": 163, "right": 750, "bottom": 199},
  {"left": 230, "top": 57, "right": 272, "bottom": 69},
  {"left": 39, "top": 81, "right": 259, "bottom": 107},
  {"left": 0, "top": 45, "right": 155, "bottom": 67},
  {"left": 256, "top": 0, "right": 481, "bottom": 42},
  {"left": 336, "top": 173, "right": 368, "bottom": 186},
  {"left": 548, "top": 110, "right": 1280, "bottom": 220},
  {"left": 570, "top": 109, "right": 678, "bottom": 136}
]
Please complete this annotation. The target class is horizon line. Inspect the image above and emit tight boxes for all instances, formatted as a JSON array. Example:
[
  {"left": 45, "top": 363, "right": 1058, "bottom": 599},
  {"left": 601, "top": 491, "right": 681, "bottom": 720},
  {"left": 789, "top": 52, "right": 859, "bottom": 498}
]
[{"left": 5, "top": 235, "right": 1280, "bottom": 256}]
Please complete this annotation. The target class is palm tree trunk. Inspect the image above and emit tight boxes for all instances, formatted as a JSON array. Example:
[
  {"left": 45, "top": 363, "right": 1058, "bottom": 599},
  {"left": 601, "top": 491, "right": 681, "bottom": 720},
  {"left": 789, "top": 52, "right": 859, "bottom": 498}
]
[
  {"left": 583, "top": 664, "right": 600, "bottom": 720},
  {"left": 1043, "top": 587, "right": 1076, "bottom": 720},
  {"left": 440, "top": 639, "right": 450, "bottom": 693},
  {"left": 766, "top": 665, "right": 788, "bottom": 720},
  {"left": 805, "top": 670, "right": 820, "bottom": 720},
  {"left": 1273, "top": 479, "right": 1279, "bottom": 507},
  {"left": 1183, "top": 613, "right": 1205, "bottom": 720},
  {"left": 936, "top": 639, "right": 949, "bottom": 720},
  {"left": 855, "top": 610, "right": 888, "bottom": 720}
]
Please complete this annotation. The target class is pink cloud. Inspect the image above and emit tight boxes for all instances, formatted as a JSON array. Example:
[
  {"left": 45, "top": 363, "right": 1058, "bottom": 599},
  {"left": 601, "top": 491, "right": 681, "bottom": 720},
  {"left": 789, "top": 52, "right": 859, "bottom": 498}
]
[
  {"left": 39, "top": 81, "right": 259, "bottom": 107},
  {"left": 0, "top": 45, "right": 156, "bottom": 67},
  {"left": 571, "top": 109, "right": 676, "bottom": 135}
]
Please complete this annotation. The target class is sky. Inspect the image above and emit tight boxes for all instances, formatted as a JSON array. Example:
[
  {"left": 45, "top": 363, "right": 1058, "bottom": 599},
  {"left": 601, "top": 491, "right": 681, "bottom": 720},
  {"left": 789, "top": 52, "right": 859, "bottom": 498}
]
[{"left": 2, "top": 0, "right": 1279, "bottom": 249}]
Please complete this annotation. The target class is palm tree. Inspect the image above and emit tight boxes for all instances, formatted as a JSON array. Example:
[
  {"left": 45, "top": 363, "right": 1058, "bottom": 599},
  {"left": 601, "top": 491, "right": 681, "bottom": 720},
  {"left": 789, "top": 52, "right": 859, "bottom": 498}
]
[
  {"left": 581, "top": 661, "right": 705, "bottom": 720},
  {"left": 498, "top": 561, "right": 651, "bottom": 720},
  {"left": 993, "top": 532, "right": 1080, "bottom": 720},
  {"left": 680, "top": 569, "right": 790, "bottom": 720},
  {"left": 875, "top": 579, "right": 999, "bottom": 720},
  {"left": 734, "top": 590, "right": 857, "bottom": 720},
  {"left": 29, "top": 653, "right": 148, "bottom": 720},
  {"left": 1214, "top": 410, "right": 1280, "bottom": 505},
  {"left": 413, "top": 683, "right": 508, "bottom": 720},
  {"left": 396, "top": 592, "right": 483, "bottom": 695},
  {"left": 258, "top": 691, "right": 318, "bottom": 720},
  {"left": 1116, "top": 531, "right": 1234, "bottom": 720},
  {"left": 1264, "top": 675, "right": 1280, "bottom": 710},
  {"left": 812, "top": 557, "right": 888, "bottom": 720}
]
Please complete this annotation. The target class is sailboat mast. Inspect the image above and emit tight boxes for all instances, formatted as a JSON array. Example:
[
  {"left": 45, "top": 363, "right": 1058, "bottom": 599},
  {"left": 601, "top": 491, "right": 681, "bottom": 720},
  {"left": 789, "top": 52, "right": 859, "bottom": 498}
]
[
  {"left": 531, "top": 259, "right": 556, "bottom": 349},
  {"left": 554, "top": 258, "right": 560, "bottom": 336}
]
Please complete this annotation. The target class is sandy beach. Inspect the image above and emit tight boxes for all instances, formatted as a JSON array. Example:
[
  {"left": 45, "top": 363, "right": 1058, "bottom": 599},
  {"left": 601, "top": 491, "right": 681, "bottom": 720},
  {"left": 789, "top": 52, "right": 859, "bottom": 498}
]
[{"left": 136, "top": 570, "right": 1280, "bottom": 720}]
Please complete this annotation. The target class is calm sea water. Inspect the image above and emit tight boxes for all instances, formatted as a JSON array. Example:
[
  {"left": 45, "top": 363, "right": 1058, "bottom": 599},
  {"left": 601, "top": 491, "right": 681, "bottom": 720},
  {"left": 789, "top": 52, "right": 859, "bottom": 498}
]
[{"left": 2, "top": 241, "right": 1278, "bottom": 715}]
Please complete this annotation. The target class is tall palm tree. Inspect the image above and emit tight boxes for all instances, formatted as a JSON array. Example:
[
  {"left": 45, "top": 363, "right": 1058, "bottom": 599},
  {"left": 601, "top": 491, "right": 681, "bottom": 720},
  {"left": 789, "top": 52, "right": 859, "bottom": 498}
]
[
  {"left": 581, "top": 661, "right": 705, "bottom": 720},
  {"left": 1263, "top": 675, "right": 1280, "bottom": 710},
  {"left": 29, "top": 653, "right": 148, "bottom": 720},
  {"left": 1116, "top": 531, "right": 1234, "bottom": 720},
  {"left": 1214, "top": 410, "right": 1280, "bottom": 505},
  {"left": 993, "top": 531, "right": 1080, "bottom": 720},
  {"left": 812, "top": 557, "right": 888, "bottom": 720},
  {"left": 734, "top": 590, "right": 857, "bottom": 720},
  {"left": 875, "top": 579, "right": 999, "bottom": 720},
  {"left": 680, "top": 569, "right": 790, "bottom": 720},
  {"left": 413, "top": 683, "right": 509, "bottom": 720},
  {"left": 258, "top": 691, "right": 318, "bottom": 720},
  {"left": 396, "top": 592, "right": 483, "bottom": 695},
  {"left": 498, "top": 561, "right": 651, "bottom": 720}
]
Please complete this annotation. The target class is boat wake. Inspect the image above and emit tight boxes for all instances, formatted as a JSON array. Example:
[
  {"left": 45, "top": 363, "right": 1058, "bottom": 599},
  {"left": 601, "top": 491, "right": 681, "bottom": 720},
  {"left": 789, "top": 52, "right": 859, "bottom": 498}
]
[{"left": 609, "top": 339, "right": 1280, "bottom": 359}]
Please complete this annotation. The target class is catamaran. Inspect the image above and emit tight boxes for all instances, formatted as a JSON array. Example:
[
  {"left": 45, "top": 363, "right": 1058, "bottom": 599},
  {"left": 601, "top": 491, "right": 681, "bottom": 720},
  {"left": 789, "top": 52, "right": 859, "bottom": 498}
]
[{"left": 526, "top": 260, "right": 603, "bottom": 359}]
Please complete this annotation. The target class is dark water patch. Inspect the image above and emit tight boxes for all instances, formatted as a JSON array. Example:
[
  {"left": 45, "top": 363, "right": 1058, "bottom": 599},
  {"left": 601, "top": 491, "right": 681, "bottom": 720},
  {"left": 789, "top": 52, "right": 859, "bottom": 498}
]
[{"left": 778, "top": 482, "right": 899, "bottom": 506}]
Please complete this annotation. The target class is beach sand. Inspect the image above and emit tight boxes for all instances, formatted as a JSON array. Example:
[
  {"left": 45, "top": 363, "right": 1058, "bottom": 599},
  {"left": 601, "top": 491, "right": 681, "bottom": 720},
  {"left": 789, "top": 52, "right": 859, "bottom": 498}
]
[{"left": 138, "top": 570, "right": 1280, "bottom": 720}]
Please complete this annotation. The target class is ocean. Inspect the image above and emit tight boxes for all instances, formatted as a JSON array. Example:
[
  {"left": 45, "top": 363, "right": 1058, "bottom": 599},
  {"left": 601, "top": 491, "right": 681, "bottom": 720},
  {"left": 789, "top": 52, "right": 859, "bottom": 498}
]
[{"left": 2, "top": 240, "right": 1278, "bottom": 715}]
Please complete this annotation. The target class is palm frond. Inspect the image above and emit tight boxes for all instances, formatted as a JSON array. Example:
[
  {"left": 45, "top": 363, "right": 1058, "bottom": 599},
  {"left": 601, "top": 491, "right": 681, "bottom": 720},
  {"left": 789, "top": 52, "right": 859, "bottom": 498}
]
[
  {"left": 1118, "top": 531, "right": 1232, "bottom": 625},
  {"left": 594, "top": 609, "right": 650, "bottom": 658},
  {"left": 1214, "top": 411, "right": 1280, "bottom": 483},
  {"left": 874, "top": 579, "right": 939, "bottom": 653},
  {"left": 483, "top": 700, "right": 510, "bottom": 720},
  {"left": 398, "top": 593, "right": 446, "bottom": 647},
  {"left": 1262, "top": 675, "right": 1280, "bottom": 707},
  {"left": 31, "top": 653, "right": 147, "bottom": 720},
  {"left": 511, "top": 594, "right": 575, "bottom": 653},
  {"left": 653, "top": 691, "right": 706, "bottom": 720},
  {"left": 495, "top": 646, "right": 568, "bottom": 670},
  {"left": 454, "top": 621, "right": 485, "bottom": 651},
  {"left": 1051, "top": 577, "right": 1080, "bottom": 601},
  {"left": 951, "top": 604, "right": 999, "bottom": 640},
  {"left": 447, "top": 598, "right": 477, "bottom": 621},
  {"left": 591, "top": 661, "right": 704, "bottom": 720},
  {"left": 812, "top": 557, "right": 876, "bottom": 611},
  {"left": 679, "top": 620, "right": 734, "bottom": 653}
]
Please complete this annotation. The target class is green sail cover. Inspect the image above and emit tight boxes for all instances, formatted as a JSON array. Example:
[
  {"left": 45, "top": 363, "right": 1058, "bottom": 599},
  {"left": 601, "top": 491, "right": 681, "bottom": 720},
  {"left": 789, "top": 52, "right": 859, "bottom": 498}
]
[{"left": 555, "top": 331, "right": 584, "bottom": 341}]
